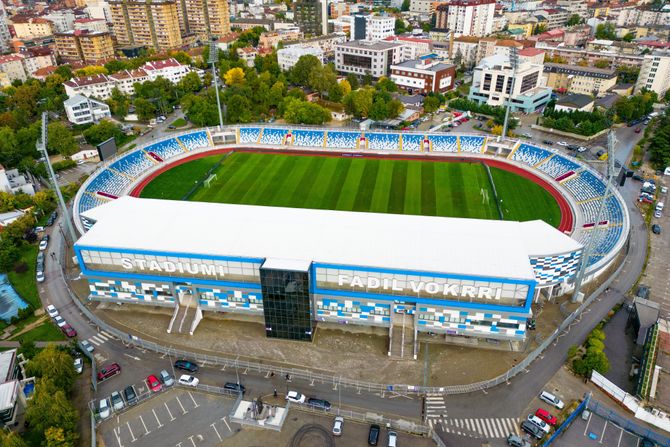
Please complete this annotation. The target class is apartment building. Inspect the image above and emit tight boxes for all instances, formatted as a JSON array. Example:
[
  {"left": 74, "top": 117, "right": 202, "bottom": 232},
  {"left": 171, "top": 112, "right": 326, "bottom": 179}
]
[
  {"left": 390, "top": 58, "right": 456, "bottom": 94},
  {"left": 20, "top": 48, "right": 56, "bottom": 76},
  {"left": 0, "top": 2, "right": 11, "bottom": 53},
  {"left": 0, "top": 55, "right": 27, "bottom": 87},
  {"left": 108, "top": 69, "right": 149, "bottom": 95},
  {"left": 56, "top": 30, "right": 115, "bottom": 64},
  {"left": 73, "top": 18, "right": 109, "bottom": 33},
  {"left": 335, "top": 40, "right": 406, "bottom": 78},
  {"left": 64, "top": 94, "right": 111, "bottom": 124},
  {"left": 409, "top": 0, "right": 433, "bottom": 15},
  {"left": 468, "top": 54, "right": 552, "bottom": 113},
  {"left": 451, "top": 35, "right": 479, "bottom": 68},
  {"left": 384, "top": 36, "right": 432, "bottom": 59},
  {"left": 42, "top": 10, "right": 76, "bottom": 33},
  {"left": 435, "top": 0, "right": 495, "bottom": 37},
  {"left": 11, "top": 17, "right": 54, "bottom": 39},
  {"left": 277, "top": 45, "right": 324, "bottom": 71},
  {"left": 543, "top": 63, "right": 617, "bottom": 97},
  {"left": 635, "top": 50, "right": 670, "bottom": 97},
  {"left": 294, "top": 0, "right": 328, "bottom": 36},
  {"left": 174, "top": 0, "right": 230, "bottom": 41},
  {"left": 259, "top": 28, "right": 303, "bottom": 49},
  {"left": 284, "top": 32, "right": 347, "bottom": 56},
  {"left": 237, "top": 47, "right": 258, "bottom": 67},
  {"left": 617, "top": 6, "right": 670, "bottom": 27},
  {"left": 109, "top": 0, "right": 182, "bottom": 51}
]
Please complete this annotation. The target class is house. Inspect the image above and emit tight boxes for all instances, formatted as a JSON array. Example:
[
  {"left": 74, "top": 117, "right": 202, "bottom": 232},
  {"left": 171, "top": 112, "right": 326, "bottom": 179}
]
[
  {"left": 390, "top": 58, "right": 456, "bottom": 94},
  {"left": 554, "top": 93, "right": 595, "bottom": 113},
  {"left": 0, "top": 166, "right": 35, "bottom": 195},
  {"left": 0, "top": 349, "right": 28, "bottom": 429},
  {"left": 64, "top": 94, "right": 111, "bottom": 125}
]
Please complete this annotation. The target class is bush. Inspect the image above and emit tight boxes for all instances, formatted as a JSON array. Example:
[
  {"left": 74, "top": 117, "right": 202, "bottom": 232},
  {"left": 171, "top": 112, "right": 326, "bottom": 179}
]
[
  {"left": 52, "top": 159, "right": 76, "bottom": 172},
  {"left": 542, "top": 105, "right": 611, "bottom": 136}
]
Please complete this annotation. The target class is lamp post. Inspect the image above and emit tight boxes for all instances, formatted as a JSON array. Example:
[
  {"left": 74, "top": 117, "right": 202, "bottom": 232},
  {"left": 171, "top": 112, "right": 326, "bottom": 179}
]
[
  {"left": 501, "top": 47, "right": 519, "bottom": 141},
  {"left": 209, "top": 37, "right": 225, "bottom": 129}
]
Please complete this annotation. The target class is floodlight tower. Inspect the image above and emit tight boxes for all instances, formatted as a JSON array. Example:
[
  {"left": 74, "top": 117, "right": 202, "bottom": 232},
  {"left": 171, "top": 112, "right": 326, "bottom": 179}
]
[
  {"left": 570, "top": 130, "right": 617, "bottom": 303},
  {"left": 37, "top": 112, "right": 78, "bottom": 243},
  {"left": 209, "top": 36, "right": 225, "bottom": 129},
  {"left": 501, "top": 47, "right": 519, "bottom": 141}
]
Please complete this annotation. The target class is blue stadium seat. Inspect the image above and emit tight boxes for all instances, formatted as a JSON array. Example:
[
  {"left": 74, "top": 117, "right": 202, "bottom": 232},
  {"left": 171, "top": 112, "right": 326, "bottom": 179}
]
[
  {"left": 86, "top": 169, "right": 131, "bottom": 197},
  {"left": 512, "top": 144, "right": 553, "bottom": 167},
  {"left": 563, "top": 171, "right": 607, "bottom": 202},
  {"left": 537, "top": 154, "right": 580, "bottom": 178},
  {"left": 144, "top": 138, "right": 183, "bottom": 160},
  {"left": 326, "top": 131, "right": 360, "bottom": 149},
  {"left": 402, "top": 134, "right": 424, "bottom": 152},
  {"left": 292, "top": 130, "right": 325, "bottom": 147},
  {"left": 109, "top": 150, "right": 154, "bottom": 179},
  {"left": 178, "top": 131, "right": 209, "bottom": 150},
  {"left": 260, "top": 128, "right": 288, "bottom": 145},
  {"left": 426, "top": 135, "right": 457, "bottom": 152},
  {"left": 78, "top": 193, "right": 106, "bottom": 214},
  {"left": 459, "top": 136, "right": 485, "bottom": 153},
  {"left": 239, "top": 127, "right": 261, "bottom": 143},
  {"left": 366, "top": 132, "right": 400, "bottom": 151}
]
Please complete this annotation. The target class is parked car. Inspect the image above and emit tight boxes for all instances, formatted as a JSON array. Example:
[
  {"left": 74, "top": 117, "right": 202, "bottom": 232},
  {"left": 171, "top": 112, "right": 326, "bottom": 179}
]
[
  {"left": 567, "top": 144, "right": 580, "bottom": 151},
  {"left": 333, "top": 416, "right": 344, "bottom": 436},
  {"left": 61, "top": 324, "right": 77, "bottom": 338},
  {"left": 34, "top": 226, "right": 45, "bottom": 233},
  {"left": 223, "top": 382, "right": 246, "bottom": 394},
  {"left": 556, "top": 141, "right": 568, "bottom": 147},
  {"left": 306, "top": 398, "right": 331, "bottom": 411},
  {"left": 388, "top": 431, "right": 397, "bottom": 447},
  {"left": 521, "top": 420, "right": 544, "bottom": 439},
  {"left": 53, "top": 315, "right": 66, "bottom": 327},
  {"left": 635, "top": 127, "right": 642, "bottom": 133},
  {"left": 539, "top": 391, "right": 564, "bottom": 409},
  {"left": 110, "top": 391, "right": 125, "bottom": 411},
  {"left": 147, "top": 374, "right": 162, "bottom": 392},
  {"left": 577, "top": 146, "right": 588, "bottom": 153},
  {"left": 80, "top": 340, "right": 94, "bottom": 353},
  {"left": 286, "top": 391, "right": 306, "bottom": 404},
  {"left": 368, "top": 424, "right": 381, "bottom": 445},
  {"left": 123, "top": 385, "right": 138, "bottom": 406},
  {"left": 542, "top": 140, "right": 554, "bottom": 145},
  {"left": 73, "top": 357, "right": 83, "bottom": 374},
  {"left": 636, "top": 285, "right": 650, "bottom": 300},
  {"left": 98, "top": 398, "right": 111, "bottom": 419},
  {"left": 159, "top": 370, "right": 174, "bottom": 387},
  {"left": 506, "top": 434, "right": 531, "bottom": 447},
  {"left": 38, "top": 235, "right": 49, "bottom": 251},
  {"left": 522, "top": 132, "right": 532, "bottom": 138},
  {"left": 527, "top": 414, "right": 551, "bottom": 433},
  {"left": 178, "top": 374, "right": 199, "bottom": 387},
  {"left": 655, "top": 210, "right": 662, "bottom": 218},
  {"left": 632, "top": 173, "right": 644, "bottom": 181},
  {"left": 652, "top": 224, "right": 662, "bottom": 235},
  {"left": 36, "top": 270, "right": 45, "bottom": 283},
  {"left": 97, "top": 363, "right": 121, "bottom": 381},
  {"left": 174, "top": 360, "right": 198, "bottom": 373},
  {"left": 535, "top": 408, "right": 557, "bottom": 426}
]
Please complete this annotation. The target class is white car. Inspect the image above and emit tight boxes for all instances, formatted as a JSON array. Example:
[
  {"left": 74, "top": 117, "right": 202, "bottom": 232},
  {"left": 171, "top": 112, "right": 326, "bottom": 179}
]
[
  {"left": 38, "top": 239, "right": 48, "bottom": 251},
  {"left": 557, "top": 141, "right": 568, "bottom": 147},
  {"left": 36, "top": 271, "right": 45, "bottom": 283},
  {"left": 178, "top": 375, "right": 199, "bottom": 387},
  {"left": 34, "top": 226, "right": 45, "bottom": 233},
  {"left": 77, "top": 160, "right": 85, "bottom": 165},
  {"left": 54, "top": 315, "right": 67, "bottom": 327},
  {"left": 527, "top": 414, "right": 551, "bottom": 433},
  {"left": 333, "top": 416, "right": 344, "bottom": 436},
  {"left": 80, "top": 340, "right": 94, "bottom": 353},
  {"left": 286, "top": 391, "right": 306, "bottom": 404},
  {"left": 388, "top": 430, "right": 398, "bottom": 447},
  {"left": 577, "top": 146, "right": 588, "bottom": 153},
  {"left": 74, "top": 357, "right": 83, "bottom": 374},
  {"left": 99, "top": 399, "right": 111, "bottom": 419},
  {"left": 522, "top": 132, "right": 532, "bottom": 138},
  {"left": 655, "top": 210, "right": 663, "bottom": 218},
  {"left": 46, "top": 305, "right": 58, "bottom": 318}
]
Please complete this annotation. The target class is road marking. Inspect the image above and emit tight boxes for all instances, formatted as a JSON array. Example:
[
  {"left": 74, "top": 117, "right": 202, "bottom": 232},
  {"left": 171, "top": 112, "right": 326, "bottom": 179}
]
[
  {"left": 584, "top": 412, "right": 593, "bottom": 436},
  {"left": 221, "top": 416, "right": 232, "bottom": 432},
  {"left": 101, "top": 330, "right": 116, "bottom": 339},
  {"left": 188, "top": 435, "right": 196, "bottom": 447},
  {"left": 113, "top": 426, "right": 124, "bottom": 447},
  {"left": 139, "top": 415, "right": 151, "bottom": 435},
  {"left": 126, "top": 421, "right": 136, "bottom": 442},
  {"left": 164, "top": 402, "right": 175, "bottom": 421},
  {"left": 124, "top": 353, "right": 141, "bottom": 361},
  {"left": 617, "top": 426, "right": 624, "bottom": 447},
  {"left": 601, "top": 420, "right": 608, "bottom": 443},
  {"left": 210, "top": 423, "right": 222, "bottom": 441},
  {"left": 97, "top": 332, "right": 109, "bottom": 340},
  {"left": 175, "top": 396, "right": 188, "bottom": 415},
  {"left": 88, "top": 337, "right": 101, "bottom": 346},
  {"left": 188, "top": 391, "right": 199, "bottom": 408},
  {"left": 152, "top": 408, "right": 163, "bottom": 429}
]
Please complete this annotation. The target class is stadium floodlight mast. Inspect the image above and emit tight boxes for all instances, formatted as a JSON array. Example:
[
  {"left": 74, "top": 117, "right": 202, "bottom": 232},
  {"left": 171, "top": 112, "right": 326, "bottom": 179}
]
[
  {"left": 501, "top": 47, "right": 519, "bottom": 141},
  {"left": 209, "top": 36, "right": 225, "bottom": 129},
  {"left": 570, "top": 130, "right": 617, "bottom": 303},
  {"left": 37, "top": 112, "right": 78, "bottom": 243}
]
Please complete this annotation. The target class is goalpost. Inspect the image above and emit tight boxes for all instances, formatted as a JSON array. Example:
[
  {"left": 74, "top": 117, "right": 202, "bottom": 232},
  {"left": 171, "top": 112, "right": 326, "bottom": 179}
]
[{"left": 204, "top": 174, "right": 218, "bottom": 188}]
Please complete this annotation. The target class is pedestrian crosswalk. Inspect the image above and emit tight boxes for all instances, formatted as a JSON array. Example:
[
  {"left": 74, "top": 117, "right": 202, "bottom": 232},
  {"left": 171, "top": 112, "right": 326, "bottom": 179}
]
[
  {"left": 425, "top": 395, "right": 448, "bottom": 418},
  {"left": 87, "top": 330, "right": 116, "bottom": 346},
  {"left": 428, "top": 417, "right": 522, "bottom": 439}
]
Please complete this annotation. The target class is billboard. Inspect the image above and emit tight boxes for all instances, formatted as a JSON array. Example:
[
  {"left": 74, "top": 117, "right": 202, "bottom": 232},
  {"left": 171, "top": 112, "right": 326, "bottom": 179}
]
[{"left": 96, "top": 137, "right": 118, "bottom": 161}]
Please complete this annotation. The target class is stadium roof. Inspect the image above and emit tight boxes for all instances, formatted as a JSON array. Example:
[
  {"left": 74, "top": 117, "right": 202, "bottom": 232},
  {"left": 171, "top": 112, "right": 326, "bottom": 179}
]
[{"left": 78, "top": 197, "right": 581, "bottom": 282}]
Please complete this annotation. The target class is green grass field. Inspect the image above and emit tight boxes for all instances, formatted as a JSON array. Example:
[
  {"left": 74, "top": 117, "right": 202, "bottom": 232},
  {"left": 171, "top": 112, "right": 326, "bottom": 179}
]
[{"left": 141, "top": 152, "right": 561, "bottom": 226}]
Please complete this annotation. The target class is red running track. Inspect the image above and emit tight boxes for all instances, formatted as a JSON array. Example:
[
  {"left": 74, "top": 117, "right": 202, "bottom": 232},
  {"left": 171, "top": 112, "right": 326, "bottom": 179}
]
[{"left": 130, "top": 147, "right": 574, "bottom": 233}]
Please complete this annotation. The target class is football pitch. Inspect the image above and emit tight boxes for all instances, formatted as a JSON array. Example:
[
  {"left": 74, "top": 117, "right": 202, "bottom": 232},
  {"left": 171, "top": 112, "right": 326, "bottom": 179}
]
[{"left": 140, "top": 152, "right": 561, "bottom": 226}]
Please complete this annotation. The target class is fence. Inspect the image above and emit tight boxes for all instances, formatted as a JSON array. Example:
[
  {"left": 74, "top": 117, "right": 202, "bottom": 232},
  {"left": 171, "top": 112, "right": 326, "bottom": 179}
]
[
  {"left": 542, "top": 393, "right": 590, "bottom": 446},
  {"left": 587, "top": 399, "right": 670, "bottom": 447}
]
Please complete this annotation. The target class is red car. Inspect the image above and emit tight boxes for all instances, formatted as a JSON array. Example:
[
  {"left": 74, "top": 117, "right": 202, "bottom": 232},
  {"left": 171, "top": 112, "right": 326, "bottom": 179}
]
[
  {"left": 535, "top": 408, "right": 558, "bottom": 426},
  {"left": 147, "top": 374, "right": 162, "bottom": 393},
  {"left": 61, "top": 324, "right": 77, "bottom": 338}
]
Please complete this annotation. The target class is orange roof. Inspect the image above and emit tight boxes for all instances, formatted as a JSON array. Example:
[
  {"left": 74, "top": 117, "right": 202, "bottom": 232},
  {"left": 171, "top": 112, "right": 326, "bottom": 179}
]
[
  {"left": 495, "top": 39, "right": 523, "bottom": 48},
  {"left": 518, "top": 47, "right": 544, "bottom": 56}
]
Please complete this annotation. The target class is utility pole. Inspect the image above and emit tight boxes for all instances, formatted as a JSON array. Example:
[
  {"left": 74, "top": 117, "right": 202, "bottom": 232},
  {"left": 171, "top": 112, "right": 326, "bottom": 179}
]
[
  {"left": 501, "top": 47, "right": 519, "bottom": 141},
  {"left": 570, "top": 131, "right": 617, "bottom": 303},
  {"left": 209, "top": 37, "right": 225, "bottom": 129},
  {"left": 37, "top": 112, "right": 78, "bottom": 243}
]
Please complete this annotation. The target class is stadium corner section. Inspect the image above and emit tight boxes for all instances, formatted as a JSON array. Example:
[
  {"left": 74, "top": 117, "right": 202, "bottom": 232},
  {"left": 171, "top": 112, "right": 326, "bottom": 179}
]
[{"left": 128, "top": 147, "right": 574, "bottom": 233}]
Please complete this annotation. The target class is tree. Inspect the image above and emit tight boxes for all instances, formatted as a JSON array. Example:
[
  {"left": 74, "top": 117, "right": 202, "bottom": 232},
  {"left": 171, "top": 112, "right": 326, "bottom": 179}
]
[
  {"left": 74, "top": 65, "right": 107, "bottom": 77},
  {"left": 134, "top": 98, "right": 157, "bottom": 121},
  {"left": 533, "top": 23, "right": 547, "bottom": 35},
  {"left": 616, "top": 65, "right": 640, "bottom": 84},
  {"left": 25, "top": 379, "right": 78, "bottom": 445},
  {"left": 401, "top": 0, "right": 410, "bottom": 11},
  {"left": 567, "top": 14, "right": 581, "bottom": 26},
  {"left": 46, "top": 123, "right": 77, "bottom": 156},
  {"left": 106, "top": 88, "right": 130, "bottom": 118},
  {"left": 622, "top": 32, "right": 635, "bottom": 42},
  {"left": 424, "top": 96, "right": 441, "bottom": 113},
  {"left": 339, "top": 79, "right": 352, "bottom": 97},
  {"left": 395, "top": 18, "right": 407, "bottom": 34},
  {"left": 83, "top": 120, "right": 123, "bottom": 146},
  {"left": 224, "top": 67, "right": 246, "bottom": 86},
  {"left": 283, "top": 98, "right": 331, "bottom": 124},
  {"left": 369, "top": 98, "right": 389, "bottom": 120},
  {"left": 0, "top": 430, "right": 29, "bottom": 447},
  {"left": 289, "top": 55, "right": 321, "bottom": 85},
  {"left": 594, "top": 59, "right": 610, "bottom": 69},
  {"left": 595, "top": 22, "right": 617, "bottom": 40},
  {"left": 178, "top": 71, "right": 202, "bottom": 93},
  {"left": 32, "top": 190, "right": 57, "bottom": 217},
  {"left": 346, "top": 73, "right": 359, "bottom": 91},
  {"left": 225, "top": 94, "right": 253, "bottom": 123},
  {"left": 45, "top": 426, "right": 77, "bottom": 447},
  {"left": 53, "top": 65, "right": 73, "bottom": 80},
  {"left": 26, "top": 345, "right": 77, "bottom": 392},
  {"left": 308, "top": 64, "right": 337, "bottom": 96},
  {"left": 376, "top": 76, "right": 397, "bottom": 93},
  {"left": 0, "top": 239, "right": 19, "bottom": 272},
  {"left": 181, "top": 94, "right": 219, "bottom": 126}
]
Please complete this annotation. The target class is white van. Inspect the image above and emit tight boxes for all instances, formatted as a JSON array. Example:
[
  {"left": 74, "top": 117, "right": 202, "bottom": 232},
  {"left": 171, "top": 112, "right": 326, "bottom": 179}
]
[
  {"left": 656, "top": 202, "right": 665, "bottom": 212},
  {"left": 540, "top": 391, "right": 564, "bottom": 410}
]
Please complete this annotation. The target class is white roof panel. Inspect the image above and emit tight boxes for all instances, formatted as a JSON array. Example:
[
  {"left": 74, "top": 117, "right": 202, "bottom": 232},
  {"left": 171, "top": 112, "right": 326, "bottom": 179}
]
[{"left": 78, "top": 197, "right": 580, "bottom": 281}]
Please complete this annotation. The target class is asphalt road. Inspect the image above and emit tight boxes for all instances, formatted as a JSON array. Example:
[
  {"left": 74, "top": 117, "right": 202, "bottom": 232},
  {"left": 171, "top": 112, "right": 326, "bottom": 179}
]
[{"left": 37, "top": 121, "right": 650, "bottom": 447}]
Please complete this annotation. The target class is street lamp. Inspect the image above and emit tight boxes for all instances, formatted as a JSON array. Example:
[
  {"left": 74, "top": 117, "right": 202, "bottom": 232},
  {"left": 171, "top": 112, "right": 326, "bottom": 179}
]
[
  {"left": 501, "top": 47, "right": 519, "bottom": 140},
  {"left": 208, "top": 37, "right": 225, "bottom": 129}
]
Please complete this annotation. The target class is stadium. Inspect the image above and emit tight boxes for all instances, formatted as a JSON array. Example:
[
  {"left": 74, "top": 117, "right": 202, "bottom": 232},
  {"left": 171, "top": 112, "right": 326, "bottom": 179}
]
[{"left": 72, "top": 126, "right": 629, "bottom": 349}]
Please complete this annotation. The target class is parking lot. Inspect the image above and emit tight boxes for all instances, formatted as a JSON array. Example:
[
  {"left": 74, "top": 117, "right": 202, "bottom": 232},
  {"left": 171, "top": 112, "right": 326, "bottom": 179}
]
[
  {"left": 99, "top": 388, "right": 237, "bottom": 447},
  {"left": 643, "top": 181, "right": 670, "bottom": 318},
  {"left": 554, "top": 411, "right": 643, "bottom": 447}
]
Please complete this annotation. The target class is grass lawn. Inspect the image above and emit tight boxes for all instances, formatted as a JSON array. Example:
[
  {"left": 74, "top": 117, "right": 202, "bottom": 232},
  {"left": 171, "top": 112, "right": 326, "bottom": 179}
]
[
  {"left": 8, "top": 243, "right": 40, "bottom": 309},
  {"left": 142, "top": 152, "right": 561, "bottom": 225},
  {"left": 171, "top": 117, "right": 188, "bottom": 128},
  {"left": 9, "top": 320, "right": 65, "bottom": 343}
]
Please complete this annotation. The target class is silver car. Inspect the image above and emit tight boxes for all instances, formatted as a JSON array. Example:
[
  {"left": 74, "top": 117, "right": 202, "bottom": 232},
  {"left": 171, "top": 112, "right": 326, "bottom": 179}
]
[
  {"left": 159, "top": 369, "right": 175, "bottom": 387},
  {"left": 110, "top": 391, "right": 125, "bottom": 411}
]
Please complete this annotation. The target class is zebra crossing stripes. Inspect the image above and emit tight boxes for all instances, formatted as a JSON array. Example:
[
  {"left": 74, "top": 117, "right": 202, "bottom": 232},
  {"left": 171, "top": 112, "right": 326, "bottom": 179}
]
[
  {"left": 87, "top": 331, "right": 116, "bottom": 346},
  {"left": 430, "top": 417, "right": 521, "bottom": 439},
  {"left": 425, "top": 395, "right": 447, "bottom": 417}
]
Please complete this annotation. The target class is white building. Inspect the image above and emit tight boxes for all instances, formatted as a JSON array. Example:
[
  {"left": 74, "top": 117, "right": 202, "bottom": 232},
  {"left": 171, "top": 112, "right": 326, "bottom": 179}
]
[
  {"left": 42, "top": 10, "right": 76, "bottom": 33},
  {"left": 0, "top": 2, "right": 11, "bottom": 53},
  {"left": 0, "top": 55, "right": 27, "bottom": 87},
  {"left": 64, "top": 74, "right": 114, "bottom": 100},
  {"left": 635, "top": 50, "right": 670, "bottom": 97},
  {"left": 451, "top": 36, "right": 480, "bottom": 68},
  {"left": 384, "top": 35, "right": 433, "bottom": 59},
  {"left": 237, "top": 47, "right": 258, "bottom": 68},
  {"left": 73, "top": 17, "right": 109, "bottom": 33},
  {"left": 277, "top": 46, "right": 324, "bottom": 71},
  {"left": 410, "top": 0, "right": 433, "bottom": 14},
  {"left": 366, "top": 15, "right": 395, "bottom": 41},
  {"left": 142, "top": 58, "right": 195, "bottom": 84},
  {"left": 435, "top": 0, "right": 495, "bottom": 37},
  {"left": 85, "top": 0, "right": 113, "bottom": 22},
  {"left": 335, "top": 40, "right": 406, "bottom": 78},
  {"left": 64, "top": 94, "right": 112, "bottom": 125},
  {"left": 0, "top": 166, "right": 34, "bottom": 196},
  {"left": 108, "top": 69, "right": 149, "bottom": 96}
]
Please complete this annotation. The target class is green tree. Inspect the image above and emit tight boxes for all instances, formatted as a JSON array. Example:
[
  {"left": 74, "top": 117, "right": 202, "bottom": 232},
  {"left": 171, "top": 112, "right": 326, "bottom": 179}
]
[
  {"left": 25, "top": 379, "right": 79, "bottom": 445},
  {"left": 289, "top": 55, "right": 321, "bottom": 86},
  {"left": 595, "top": 22, "right": 617, "bottom": 40},
  {"left": 622, "top": 32, "right": 635, "bottom": 42},
  {"left": 181, "top": 94, "right": 219, "bottom": 126},
  {"left": 53, "top": 65, "right": 74, "bottom": 80},
  {"left": 424, "top": 96, "right": 441, "bottom": 113},
  {"left": 346, "top": 73, "right": 359, "bottom": 91},
  {"left": 45, "top": 426, "right": 77, "bottom": 447},
  {"left": 106, "top": 88, "right": 130, "bottom": 118},
  {"left": 567, "top": 14, "right": 582, "bottom": 26},
  {"left": 594, "top": 59, "right": 610, "bottom": 69},
  {"left": 369, "top": 98, "right": 389, "bottom": 120},
  {"left": 83, "top": 120, "right": 123, "bottom": 146},
  {"left": 26, "top": 345, "right": 76, "bottom": 392},
  {"left": 395, "top": 18, "right": 407, "bottom": 34},
  {"left": 0, "top": 239, "right": 20, "bottom": 272},
  {"left": 533, "top": 23, "right": 547, "bottom": 35},
  {"left": 282, "top": 98, "right": 331, "bottom": 124},
  {"left": 178, "top": 71, "right": 203, "bottom": 93},
  {"left": 46, "top": 123, "right": 77, "bottom": 156},
  {"left": 308, "top": 64, "right": 337, "bottom": 96},
  {"left": 134, "top": 98, "right": 157, "bottom": 121},
  {"left": 401, "top": 0, "right": 410, "bottom": 11},
  {"left": 376, "top": 76, "right": 398, "bottom": 93},
  {"left": 343, "top": 88, "right": 374, "bottom": 118},
  {"left": 0, "top": 430, "right": 29, "bottom": 447},
  {"left": 225, "top": 94, "right": 252, "bottom": 123}
]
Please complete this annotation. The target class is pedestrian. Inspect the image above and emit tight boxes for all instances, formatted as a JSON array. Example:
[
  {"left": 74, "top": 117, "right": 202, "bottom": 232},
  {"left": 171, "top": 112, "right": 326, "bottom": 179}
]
[
  {"left": 270, "top": 371, "right": 275, "bottom": 378},
  {"left": 273, "top": 388, "right": 277, "bottom": 397}
]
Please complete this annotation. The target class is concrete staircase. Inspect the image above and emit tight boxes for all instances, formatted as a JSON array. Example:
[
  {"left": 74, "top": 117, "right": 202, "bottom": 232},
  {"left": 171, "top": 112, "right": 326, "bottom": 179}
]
[
  {"left": 388, "top": 312, "right": 417, "bottom": 360},
  {"left": 167, "top": 291, "right": 203, "bottom": 334}
]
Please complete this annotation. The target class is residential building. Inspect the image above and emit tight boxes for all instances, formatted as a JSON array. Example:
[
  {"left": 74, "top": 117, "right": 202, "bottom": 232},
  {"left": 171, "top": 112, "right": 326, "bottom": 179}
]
[
  {"left": 518, "top": 47, "right": 544, "bottom": 65},
  {"left": 141, "top": 58, "right": 195, "bottom": 84},
  {"left": 635, "top": 50, "right": 670, "bottom": 97},
  {"left": 330, "top": 2, "right": 350, "bottom": 18},
  {"left": 0, "top": 350, "right": 29, "bottom": 429},
  {"left": 64, "top": 94, "right": 111, "bottom": 124},
  {"left": 468, "top": 53, "right": 552, "bottom": 113},
  {"left": 231, "top": 18, "right": 274, "bottom": 31},
  {"left": 64, "top": 74, "right": 114, "bottom": 99},
  {"left": 108, "top": 69, "right": 149, "bottom": 95},
  {"left": 543, "top": 63, "right": 618, "bottom": 97},
  {"left": 85, "top": 0, "right": 113, "bottom": 22},
  {"left": 0, "top": 167, "right": 34, "bottom": 195},
  {"left": 507, "top": 22, "right": 535, "bottom": 38},
  {"left": 294, "top": 0, "right": 328, "bottom": 36},
  {"left": 365, "top": 15, "right": 395, "bottom": 41},
  {"left": 42, "top": 9, "right": 77, "bottom": 33},
  {"left": 259, "top": 28, "right": 302, "bottom": 49},
  {"left": 0, "top": 2, "right": 13, "bottom": 53},
  {"left": 390, "top": 58, "right": 456, "bottom": 94},
  {"left": 237, "top": 47, "right": 258, "bottom": 67},
  {"left": 21, "top": 48, "right": 57, "bottom": 76},
  {"left": 11, "top": 17, "right": 54, "bottom": 39},
  {"left": 108, "top": 0, "right": 182, "bottom": 51},
  {"left": 535, "top": 8, "right": 568, "bottom": 30},
  {"left": 410, "top": 0, "right": 433, "bottom": 14},
  {"left": 554, "top": 93, "right": 595, "bottom": 113},
  {"left": 492, "top": 40, "right": 524, "bottom": 59},
  {"left": 556, "top": 0, "right": 587, "bottom": 17},
  {"left": 435, "top": 0, "right": 495, "bottom": 37},
  {"left": 384, "top": 35, "right": 432, "bottom": 58},
  {"left": 277, "top": 45, "right": 324, "bottom": 71},
  {"left": 535, "top": 42, "right": 645, "bottom": 67},
  {"left": 284, "top": 32, "right": 347, "bottom": 56},
  {"left": 215, "top": 32, "right": 240, "bottom": 51},
  {"left": 55, "top": 29, "right": 115, "bottom": 64},
  {"left": 174, "top": 0, "right": 230, "bottom": 41},
  {"left": 73, "top": 17, "right": 109, "bottom": 33},
  {"left": 0, "top": 55, "right": 27, "bottom": 87},
  {"left": 335, "top": 40, "right": 406, "bottom": 78},
  {"left": 617, "top": 6, "right": 670, "bottom": 28}
]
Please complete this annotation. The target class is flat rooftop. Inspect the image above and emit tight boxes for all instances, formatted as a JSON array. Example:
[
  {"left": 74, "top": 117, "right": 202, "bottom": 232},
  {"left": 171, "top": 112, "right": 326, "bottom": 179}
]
[{"left": 78, "top": 197, "right": 581, "bottom": 281}]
